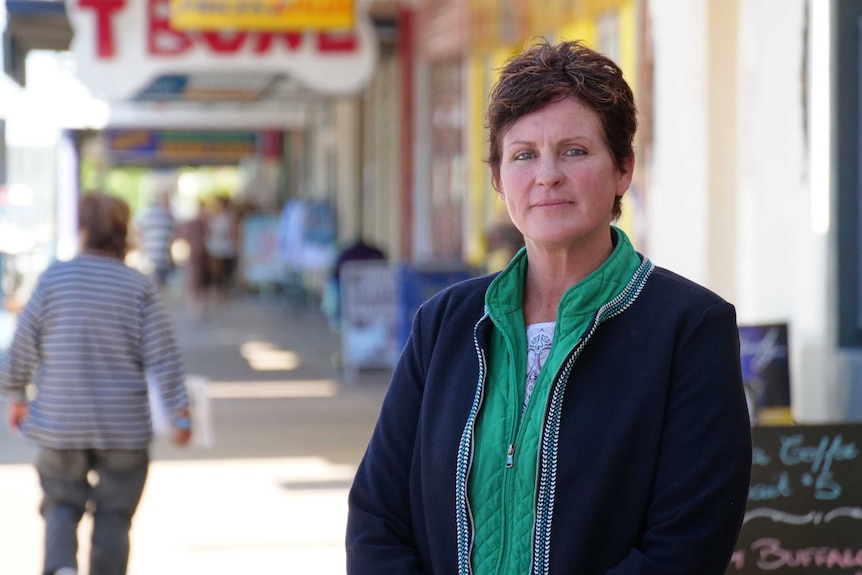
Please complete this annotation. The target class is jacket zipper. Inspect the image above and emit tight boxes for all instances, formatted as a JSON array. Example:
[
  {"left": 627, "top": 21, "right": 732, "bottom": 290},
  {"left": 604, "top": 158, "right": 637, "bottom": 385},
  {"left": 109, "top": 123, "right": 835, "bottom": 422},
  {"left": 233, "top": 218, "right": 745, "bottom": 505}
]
[
  {"left": 456, "top": 312, "right": 490, "bottom": 575},
  {"left": 530, "top": 258, "right": 655, "bottom": 575},
  {"left": 530, "top": 343, "right": 581, "bottom": 575}
]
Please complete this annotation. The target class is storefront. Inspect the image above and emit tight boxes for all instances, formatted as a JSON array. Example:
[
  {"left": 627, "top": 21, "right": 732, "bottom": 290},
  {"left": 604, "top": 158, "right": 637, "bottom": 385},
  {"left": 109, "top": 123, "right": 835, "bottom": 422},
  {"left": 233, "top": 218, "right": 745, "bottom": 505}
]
[
  {"left": 411, "top": 0, "right": 641, "bottom": 269},
  {"left": 1, "top": 0, "right": 401, "bottom": 297}
]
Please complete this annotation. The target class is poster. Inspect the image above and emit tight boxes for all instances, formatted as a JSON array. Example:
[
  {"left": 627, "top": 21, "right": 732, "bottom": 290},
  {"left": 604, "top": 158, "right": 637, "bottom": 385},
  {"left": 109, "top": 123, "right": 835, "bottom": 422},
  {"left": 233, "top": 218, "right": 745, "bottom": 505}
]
[
  {"left": 240, "top": 214, "right": 284, "bottom": 286},
  {"left": 739, "top": 323, "right": 792, "bottom": 424}
]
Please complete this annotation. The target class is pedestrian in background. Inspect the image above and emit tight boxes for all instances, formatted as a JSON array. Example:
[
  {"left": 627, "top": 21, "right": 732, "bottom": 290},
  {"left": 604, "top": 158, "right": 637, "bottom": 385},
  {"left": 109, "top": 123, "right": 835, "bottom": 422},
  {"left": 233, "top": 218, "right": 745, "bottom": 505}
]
[
  {"left": 0, "top": 192, "right": 192, "bottom": 575},
  {"left": 178, "top": 198, "right": 211, "bottom": 322},
  {"left": 205, "top": 194, "right": 238, "bottom": 305},
  {"left": 347, "top": 39, "right": 752, "bottom": 574},
  {"left": 137, "top": 191, "right": 176, "bottom": 288}
]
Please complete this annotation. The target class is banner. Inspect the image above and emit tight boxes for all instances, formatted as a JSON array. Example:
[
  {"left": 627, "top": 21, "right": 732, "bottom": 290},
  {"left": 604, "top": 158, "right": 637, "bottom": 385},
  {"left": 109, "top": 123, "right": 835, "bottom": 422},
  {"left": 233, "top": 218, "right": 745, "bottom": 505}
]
[
  {"left": 169, "top": 0, "right": 354, "bottom": 31},
  {"left": 65, "top": 0, "right": 377, "bottom": 99},
  {"left": 106, "top": 129, "right": 261, "bottom": 164}
]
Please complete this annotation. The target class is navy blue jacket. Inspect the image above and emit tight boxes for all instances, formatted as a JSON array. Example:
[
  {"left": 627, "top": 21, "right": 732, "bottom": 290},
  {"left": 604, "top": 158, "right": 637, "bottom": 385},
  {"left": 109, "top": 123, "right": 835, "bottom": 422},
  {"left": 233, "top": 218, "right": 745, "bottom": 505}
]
[{"left": 347, "top": 265, "right": 752, "bottom": 575}]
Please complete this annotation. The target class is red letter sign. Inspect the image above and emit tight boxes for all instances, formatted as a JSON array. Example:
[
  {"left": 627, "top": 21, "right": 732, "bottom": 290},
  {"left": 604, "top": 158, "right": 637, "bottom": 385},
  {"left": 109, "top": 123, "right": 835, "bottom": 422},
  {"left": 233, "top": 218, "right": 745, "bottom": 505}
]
[{"left": 78, "top": 0, "right": 125, "bottom": 58}]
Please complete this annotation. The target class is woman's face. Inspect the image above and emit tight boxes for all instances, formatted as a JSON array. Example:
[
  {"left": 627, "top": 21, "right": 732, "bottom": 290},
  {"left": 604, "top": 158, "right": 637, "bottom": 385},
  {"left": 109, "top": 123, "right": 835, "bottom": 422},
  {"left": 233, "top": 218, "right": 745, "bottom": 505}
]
[{"left": 495, "top": 97, "right": 632, "bottom": 252}]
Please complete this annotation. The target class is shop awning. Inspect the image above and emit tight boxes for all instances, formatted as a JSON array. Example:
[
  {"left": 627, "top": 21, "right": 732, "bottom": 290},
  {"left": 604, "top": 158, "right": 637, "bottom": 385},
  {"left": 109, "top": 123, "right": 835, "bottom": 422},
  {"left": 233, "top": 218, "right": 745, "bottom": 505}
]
[{"left": 3, "top": 0, "right": 73, "bottom": 86}]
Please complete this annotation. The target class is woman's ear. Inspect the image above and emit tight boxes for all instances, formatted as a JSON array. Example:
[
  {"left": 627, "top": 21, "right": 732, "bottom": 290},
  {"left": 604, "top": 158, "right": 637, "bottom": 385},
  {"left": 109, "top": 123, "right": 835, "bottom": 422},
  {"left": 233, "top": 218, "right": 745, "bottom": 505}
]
[
  {"left": 492, "top": 174, "right": 504, "bottom": 200},
  {"left": 616, "top": 155, "right": 635, "bottom": 196}
]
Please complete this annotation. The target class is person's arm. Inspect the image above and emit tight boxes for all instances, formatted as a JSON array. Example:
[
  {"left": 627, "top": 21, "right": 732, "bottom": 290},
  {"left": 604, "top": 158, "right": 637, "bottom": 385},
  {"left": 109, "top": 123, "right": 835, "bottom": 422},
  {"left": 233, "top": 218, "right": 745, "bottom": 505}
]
[
  {"left": 607, "top": 302, "right": 752, "bottom": 575},
  {"left": 168, "top": 407, "right": 192, "bottom": 446},
  {"left": 5, "top": 401, "right": 27, "bottom": 434},
  {"left": 0, "top": 284, "right": 44, "bottom": 434},
  {"left": 346, "top": 308, "right": 429, "bottom": 574},
  {"left": 140, "top": 284, "right": 191, "bottom": 446}
]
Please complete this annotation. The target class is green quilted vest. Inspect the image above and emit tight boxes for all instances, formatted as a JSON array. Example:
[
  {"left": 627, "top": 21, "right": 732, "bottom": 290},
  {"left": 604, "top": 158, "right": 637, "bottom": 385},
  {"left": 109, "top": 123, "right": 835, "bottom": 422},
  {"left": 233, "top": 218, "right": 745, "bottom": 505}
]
[{"left": 468, "top": 227, "right": 642, "bottom": 574}]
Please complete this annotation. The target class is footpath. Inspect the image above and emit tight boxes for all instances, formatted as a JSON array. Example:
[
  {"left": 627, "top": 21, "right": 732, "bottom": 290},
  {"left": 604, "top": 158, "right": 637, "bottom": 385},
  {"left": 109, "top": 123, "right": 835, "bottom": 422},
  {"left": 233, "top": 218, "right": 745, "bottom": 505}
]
[{"left": 0, "top": 282, "right": 392, "bottom": 574}]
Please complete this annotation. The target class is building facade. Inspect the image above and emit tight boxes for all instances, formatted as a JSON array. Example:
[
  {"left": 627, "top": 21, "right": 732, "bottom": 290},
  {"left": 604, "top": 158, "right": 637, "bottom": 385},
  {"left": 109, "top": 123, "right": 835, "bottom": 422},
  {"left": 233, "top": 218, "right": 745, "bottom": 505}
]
[{"left": 1, "top": 0, "right": 858, "bottom": 421}]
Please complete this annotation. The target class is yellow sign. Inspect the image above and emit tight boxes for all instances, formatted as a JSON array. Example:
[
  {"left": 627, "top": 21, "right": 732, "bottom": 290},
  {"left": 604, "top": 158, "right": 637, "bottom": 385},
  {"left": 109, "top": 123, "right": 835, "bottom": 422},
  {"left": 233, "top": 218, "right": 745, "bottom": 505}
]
[{"left": 169, "top": 0, "right": 354, "bottom": 32}]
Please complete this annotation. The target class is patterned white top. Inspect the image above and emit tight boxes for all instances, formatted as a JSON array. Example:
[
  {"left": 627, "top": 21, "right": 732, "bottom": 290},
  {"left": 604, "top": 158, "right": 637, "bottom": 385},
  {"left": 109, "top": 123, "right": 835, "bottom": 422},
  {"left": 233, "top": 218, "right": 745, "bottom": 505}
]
[{"left": 524, "top": 321, "right": 555, "bottom": 415}]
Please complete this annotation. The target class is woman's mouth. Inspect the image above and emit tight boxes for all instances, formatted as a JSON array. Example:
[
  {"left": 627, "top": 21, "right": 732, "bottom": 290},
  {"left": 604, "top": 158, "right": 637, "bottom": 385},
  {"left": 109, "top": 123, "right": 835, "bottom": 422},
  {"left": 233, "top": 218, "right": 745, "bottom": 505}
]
[{"left": 534, "top": 199, "right": 570, "bottom": 208}]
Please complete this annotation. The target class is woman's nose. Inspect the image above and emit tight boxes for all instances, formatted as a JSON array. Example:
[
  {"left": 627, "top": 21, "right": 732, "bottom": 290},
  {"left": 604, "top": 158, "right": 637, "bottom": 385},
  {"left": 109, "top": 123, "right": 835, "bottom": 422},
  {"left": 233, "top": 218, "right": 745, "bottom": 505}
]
[{"left": 535, "top": 157, "right": 564, "bottom": 187}]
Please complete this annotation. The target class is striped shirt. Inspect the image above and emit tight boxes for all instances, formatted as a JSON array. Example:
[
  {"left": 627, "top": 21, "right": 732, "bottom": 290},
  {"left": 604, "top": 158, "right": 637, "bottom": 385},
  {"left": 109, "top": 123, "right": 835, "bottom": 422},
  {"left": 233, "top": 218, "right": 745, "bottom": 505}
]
[
  {"left": 0, "top": 254, "right": 187, "bottom": 450},
  {"left": 139, "top": 205, "right": 175, "bottom": 272}
]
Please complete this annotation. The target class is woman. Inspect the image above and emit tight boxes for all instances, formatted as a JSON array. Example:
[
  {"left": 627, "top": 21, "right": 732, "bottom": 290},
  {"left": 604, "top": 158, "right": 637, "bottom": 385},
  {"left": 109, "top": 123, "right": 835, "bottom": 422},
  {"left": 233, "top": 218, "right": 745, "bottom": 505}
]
[
  {"left": 1, "top": 192, "right": 191, "bottom": 575},
  {"left": 346, "top": 40, "right": 752, "bottom": 574},
  {"left": 205, "top": 194, "right": 238, "bottom": 303}
]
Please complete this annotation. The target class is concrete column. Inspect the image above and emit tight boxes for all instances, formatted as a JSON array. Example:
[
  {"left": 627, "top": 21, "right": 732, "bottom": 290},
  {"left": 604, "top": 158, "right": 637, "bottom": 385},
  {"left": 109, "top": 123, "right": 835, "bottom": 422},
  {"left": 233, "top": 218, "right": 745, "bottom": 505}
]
[
  {"left": 646, "top": 0, "right": 710, "bottom": 285},
  {"left": 647, "top": 0, "right": 741, "bottom": 303},
  {"left": 706, "top": 0, "right": 738, "bottom": 302},
  {"left": 736, "top": 0, "right": 834, "bottom": 421},
  {"left": 334, "top": 98, "right": 362, "bottom": 243},
  {"left": 651, "top": 0, "right": 836, "bottom": 420},
  {"left": 411, "top": 56, "right": 433, "bottom": 260}
]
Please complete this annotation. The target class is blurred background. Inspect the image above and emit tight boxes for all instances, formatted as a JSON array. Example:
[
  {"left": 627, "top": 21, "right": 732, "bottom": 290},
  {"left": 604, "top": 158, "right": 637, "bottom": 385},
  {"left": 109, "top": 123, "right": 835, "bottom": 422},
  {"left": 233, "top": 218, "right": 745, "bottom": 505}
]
[{"left": 0, "top": 0, "right": 859, "bottom": 571}]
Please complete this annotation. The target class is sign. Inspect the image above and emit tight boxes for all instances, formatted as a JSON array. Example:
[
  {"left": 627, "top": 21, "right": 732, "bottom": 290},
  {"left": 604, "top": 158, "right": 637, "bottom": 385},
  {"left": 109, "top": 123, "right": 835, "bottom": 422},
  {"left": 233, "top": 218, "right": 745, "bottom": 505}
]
[
  {"left": 169, "top": 0, "right": 354, "bottom": 32},
  {"left": 239, "top": 214, "right": 285, "bottom": 286},
  {"left": 728, "top": 425, "right": 862, "bottom": 574},
  {"left": 394, "top": 263, "right": 473, "bottom": 351},
  {"left": 65, "top": 0, "right": 377, "bottom": 99},
  {"left": 338, "top": 262, "right": 474, "bottom": 378},
  {"left": 739, "top": 323, "right": 792, "bottom": 424},
  {"left": 340, "top": 261, "right": 398, "bottom": 375},
  {"left": 106, "top": 129, "right": 261, "bottom": 164}
]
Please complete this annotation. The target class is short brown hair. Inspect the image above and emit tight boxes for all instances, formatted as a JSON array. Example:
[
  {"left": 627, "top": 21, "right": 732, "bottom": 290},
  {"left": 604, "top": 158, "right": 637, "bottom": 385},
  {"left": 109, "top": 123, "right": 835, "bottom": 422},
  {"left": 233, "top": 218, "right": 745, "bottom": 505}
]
[
  {"left": 78, "top": 192, "right": 131, "bottom": 258},
  {"left": 487, "top": 39, "right": 637, "bottom": 220}
]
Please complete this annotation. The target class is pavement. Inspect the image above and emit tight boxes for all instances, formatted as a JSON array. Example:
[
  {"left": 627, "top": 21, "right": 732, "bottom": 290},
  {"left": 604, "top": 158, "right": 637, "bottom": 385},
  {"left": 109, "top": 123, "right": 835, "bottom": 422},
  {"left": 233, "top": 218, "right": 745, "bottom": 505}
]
[{"left": 0, "top": 279, "right": 393, "bottom": 574}]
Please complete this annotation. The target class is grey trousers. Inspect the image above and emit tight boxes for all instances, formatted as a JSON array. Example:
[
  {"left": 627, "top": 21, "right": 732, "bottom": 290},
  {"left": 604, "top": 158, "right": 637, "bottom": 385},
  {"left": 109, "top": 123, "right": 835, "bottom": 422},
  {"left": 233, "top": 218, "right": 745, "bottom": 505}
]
[{"left": 36, "top": 447, "right": 149, "bottom": 575}]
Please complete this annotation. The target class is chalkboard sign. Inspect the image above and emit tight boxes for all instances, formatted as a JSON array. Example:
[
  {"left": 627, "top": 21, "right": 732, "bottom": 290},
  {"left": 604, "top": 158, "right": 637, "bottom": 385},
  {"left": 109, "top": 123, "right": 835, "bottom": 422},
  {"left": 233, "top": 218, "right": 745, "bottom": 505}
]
[{"left": 728, "top": 424, "right": 862, "bottom": 574}]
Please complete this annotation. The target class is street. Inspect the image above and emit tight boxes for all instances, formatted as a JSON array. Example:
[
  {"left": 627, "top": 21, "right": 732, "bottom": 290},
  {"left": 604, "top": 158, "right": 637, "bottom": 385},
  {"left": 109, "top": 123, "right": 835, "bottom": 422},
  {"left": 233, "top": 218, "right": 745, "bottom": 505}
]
[{"left": 0, "top": 283, "right": 391, "bottom": 574}]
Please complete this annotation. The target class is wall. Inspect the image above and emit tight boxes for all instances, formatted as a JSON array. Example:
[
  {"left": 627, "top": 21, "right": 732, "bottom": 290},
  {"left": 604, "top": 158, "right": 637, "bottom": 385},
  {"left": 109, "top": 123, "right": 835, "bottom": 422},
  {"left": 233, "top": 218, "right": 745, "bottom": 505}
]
[
  {"left": 650, "top": 0, "right": 838, "bottom": 421},
  {"left": 646, "top": 0, "right": 710, "bottom": 283},
  {"left": 461, "top": 0, "right": 639, "bottom": 269},
  {"left": 361, "top": 45, "right": 401, "bottom": 256},
  {"left": 832, "top": 0, "right": 862, "bottom": 420}
]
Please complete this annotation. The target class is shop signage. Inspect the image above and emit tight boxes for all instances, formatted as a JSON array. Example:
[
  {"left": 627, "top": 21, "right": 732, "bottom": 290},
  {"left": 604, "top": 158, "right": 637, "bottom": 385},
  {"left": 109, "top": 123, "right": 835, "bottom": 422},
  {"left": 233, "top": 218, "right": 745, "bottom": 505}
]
[
  {"left": 169, "top": 0, "right": 354, "bottom": 32},
  {"left": 106, "top": 129, "right": 262, "bottom": 164},
  {"left": 65, "top": 0, "right": 377, "bottom": 99},
  {"left": 727, "top": 425, "right": 862, "bottom": 574}
]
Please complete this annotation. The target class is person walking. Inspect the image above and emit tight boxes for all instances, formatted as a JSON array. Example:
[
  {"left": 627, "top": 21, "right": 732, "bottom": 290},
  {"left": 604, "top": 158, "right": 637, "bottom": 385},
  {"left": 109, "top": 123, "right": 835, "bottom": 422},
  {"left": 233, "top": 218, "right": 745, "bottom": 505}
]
[
  {"left": 178, "top": 199, "right": 211, "bottom": 322},
  {"left": 346, "top": 40, "right": 752, "bottom": 574},
  {"left": 205, "top": 194, "right": 238, "bottom": 305},
  {"left": 1, "top": 192, "right": 192, "bottom": 575},
  {"left": 137, "top": 191, "right": 176, "bottom": 288}
]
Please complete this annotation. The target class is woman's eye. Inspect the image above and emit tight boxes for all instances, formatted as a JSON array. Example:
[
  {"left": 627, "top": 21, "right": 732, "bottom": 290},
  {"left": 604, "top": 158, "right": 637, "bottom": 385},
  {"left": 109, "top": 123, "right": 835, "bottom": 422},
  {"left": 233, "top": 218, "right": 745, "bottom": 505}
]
[
  {"left": 564, "top": 148, "right": 586, "bottom": 157},
  {"left": 513, "top": 151, "right": 535, "bottom": 161}
]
